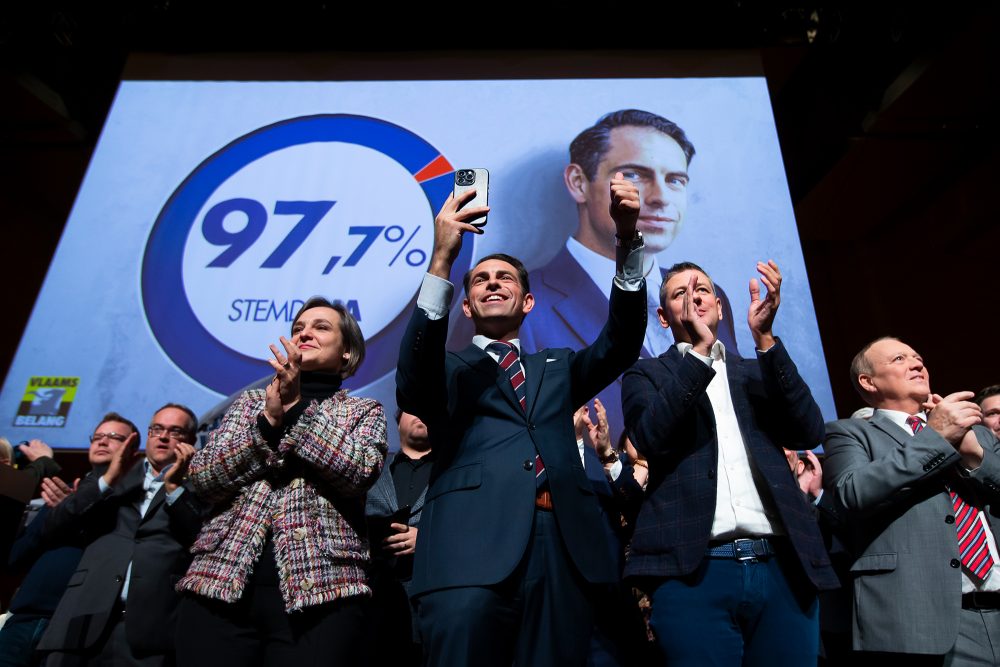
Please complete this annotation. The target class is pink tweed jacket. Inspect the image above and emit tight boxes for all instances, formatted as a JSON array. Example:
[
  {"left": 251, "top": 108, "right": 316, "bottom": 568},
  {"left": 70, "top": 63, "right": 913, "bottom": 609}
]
[{"left": 176, "top": 388, "right": 387, "bottom": 612}]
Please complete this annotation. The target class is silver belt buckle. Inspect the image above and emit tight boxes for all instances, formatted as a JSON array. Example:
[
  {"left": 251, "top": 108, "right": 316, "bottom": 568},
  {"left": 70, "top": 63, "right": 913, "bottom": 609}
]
[{"left": 733, "top": 538, "right": 758, "bottom": 562}]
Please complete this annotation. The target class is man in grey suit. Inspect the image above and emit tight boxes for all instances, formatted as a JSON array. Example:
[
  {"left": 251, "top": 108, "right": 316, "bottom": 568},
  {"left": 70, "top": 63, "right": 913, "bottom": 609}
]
[
  {"left": 824, "top": 337, "right": 1000, "bottom": 662},
  {"left": 37, "top": 403, "right": 204, "bottom": 666},
  {"left": 366, "top": 409, "right": 432, "bottom": 666}
]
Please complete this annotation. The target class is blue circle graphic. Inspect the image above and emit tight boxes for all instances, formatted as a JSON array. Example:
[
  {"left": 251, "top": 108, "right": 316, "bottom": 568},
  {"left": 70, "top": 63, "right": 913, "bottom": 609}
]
[{"left": 142, "top": 114, "right": 467, "bottom": 395}]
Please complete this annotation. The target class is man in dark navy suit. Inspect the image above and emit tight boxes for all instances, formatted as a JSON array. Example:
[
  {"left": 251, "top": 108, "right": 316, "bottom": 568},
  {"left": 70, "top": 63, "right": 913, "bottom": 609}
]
[
  {"left": 621, "top": 260, "right": 837, "bottom": 666},
  {"left": 520, "top": 109, "right": 741, "bottom": 446},
  {"left": 396, "top": 172, "right": 647, "bottom": 667}
]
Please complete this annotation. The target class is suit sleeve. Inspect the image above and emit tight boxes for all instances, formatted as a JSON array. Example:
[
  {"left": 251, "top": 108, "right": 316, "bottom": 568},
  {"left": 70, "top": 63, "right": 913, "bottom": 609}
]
[
  {"left": 283, "top": 397, "right": 388, "bottom": 498},
  {"left": 960, "top": 426, "right": 1000, "bottom": 501},
  {"left": 164, "top": 484, "right": 208, "bottom": 547},
  {"left": 39, "top": 472, "right": 112, "bottom": 544},
  {"left": 188, "top": 391, "right": 279, "bottom": 504},
  {"left": 823, "top": 419, "right": 960, "bottom": 516},
  {"left": 621, "top": 352, "right": 715, "bottom": 459},
  {"left": 567, "top": 283, "right": 647, "bottom": 411},
  {"left": 396, "top": 305, "right": 451, "bottom": 431},
  {"left": 755, "top": 338, "right": 825, "bottom": 449}
]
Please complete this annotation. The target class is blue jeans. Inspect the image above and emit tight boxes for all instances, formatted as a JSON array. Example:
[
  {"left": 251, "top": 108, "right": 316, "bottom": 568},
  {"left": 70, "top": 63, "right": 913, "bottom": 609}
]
[
  {"left": 649, "top": 553, "right": 818, "bottom": 666},
  {"left": 0, "top": 616, "right": 49, "bottom": 667}
]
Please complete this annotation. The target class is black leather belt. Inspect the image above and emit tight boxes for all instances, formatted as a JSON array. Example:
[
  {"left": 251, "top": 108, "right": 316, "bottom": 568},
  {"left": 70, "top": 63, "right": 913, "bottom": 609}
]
[
  {"left": 962, "top": 591, "right": 1000, "bottom": 609},
  {"left": 706, "top": 537, "right": 775, "bottom": 562}
]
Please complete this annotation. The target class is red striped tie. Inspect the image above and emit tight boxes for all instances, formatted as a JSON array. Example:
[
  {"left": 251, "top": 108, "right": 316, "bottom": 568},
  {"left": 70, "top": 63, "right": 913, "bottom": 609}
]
[
  {"left": 488, "top": 341, "right": 545, "bottom": 487},
  {"left": 907, "top": 415, "right": 994, "bottom": 580}
]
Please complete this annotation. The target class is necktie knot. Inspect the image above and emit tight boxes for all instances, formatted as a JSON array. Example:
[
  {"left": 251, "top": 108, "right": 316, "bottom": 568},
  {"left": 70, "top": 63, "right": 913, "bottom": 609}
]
[
  {"left": 487, "top": 341, "right": 519, "bottom": 370},
  {"left": 906, "top": 415, "right": 924, "bottom": 434}
]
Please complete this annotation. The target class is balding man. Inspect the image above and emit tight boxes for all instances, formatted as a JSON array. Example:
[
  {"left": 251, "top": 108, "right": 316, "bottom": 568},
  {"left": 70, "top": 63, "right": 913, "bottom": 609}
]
[{"left": 824, "top": 337, "right": 1000, "bottom": 663}]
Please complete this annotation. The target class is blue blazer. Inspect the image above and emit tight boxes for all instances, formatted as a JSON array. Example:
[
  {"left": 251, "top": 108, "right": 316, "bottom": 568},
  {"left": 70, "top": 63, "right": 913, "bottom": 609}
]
[
  {"left": 620, "top": 339, "right": 838, "bottom": 591},
  {"left": 520, "top": 247, "right": 741, "bottom": 446},
  {"left": 396, "top": 283, "right": 646, "bottom": 596}
]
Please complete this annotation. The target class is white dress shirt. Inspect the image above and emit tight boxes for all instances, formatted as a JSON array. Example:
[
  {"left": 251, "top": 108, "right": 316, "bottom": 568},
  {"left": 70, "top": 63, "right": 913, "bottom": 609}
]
[{"left": 678, "top": 340, "right": 784, "bottom": 540}]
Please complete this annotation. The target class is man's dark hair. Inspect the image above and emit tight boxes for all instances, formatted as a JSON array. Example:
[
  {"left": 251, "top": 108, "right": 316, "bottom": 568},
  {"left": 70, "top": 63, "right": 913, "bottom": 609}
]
[
  {"left": 291, "top": 297, "right": 366, "bottom": 378},
  {"left": 975, "top": 385, "right": 1000, "bottom": 408},
  {"left": 151, "top": 403, "right": 198, "bottom": 439},
  {"left": 96, "top": 411, "right": 141, "bottom": 448},
  {"left": 659, "top": 261, "right": 715, "bottom": 310},
  {"left": 569, "top": 109, "right": 696, "bottom": 181},
  {"left": 849, "top": 336, "right": 901, "bottom": 402},
  {"left": 462, "top": 253, "right": 530, "bottom": 296}
]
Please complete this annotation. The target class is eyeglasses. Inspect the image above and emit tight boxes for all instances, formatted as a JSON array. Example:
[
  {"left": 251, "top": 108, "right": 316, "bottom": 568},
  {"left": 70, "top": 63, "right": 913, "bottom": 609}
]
[
  {"left": 90, "top": 432, "right": 128, "bottom": 443},
  {"left": 148, "top": 424, "right": 191, "bottom": 440}
]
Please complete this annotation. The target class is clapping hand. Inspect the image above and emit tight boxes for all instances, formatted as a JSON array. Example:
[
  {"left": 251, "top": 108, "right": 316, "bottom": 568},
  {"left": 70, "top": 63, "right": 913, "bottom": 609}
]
[
  {"left": 748, "top": 260, "right": 781, "bottom": 350},
  {"left": 264, "top": 336, "right": 302, "bottom": 426}
]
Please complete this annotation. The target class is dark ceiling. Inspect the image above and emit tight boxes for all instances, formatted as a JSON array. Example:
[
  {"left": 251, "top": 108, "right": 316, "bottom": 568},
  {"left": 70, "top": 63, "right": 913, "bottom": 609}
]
[{"left": 2, "top": 3, "right": 997, "bottom": 418}]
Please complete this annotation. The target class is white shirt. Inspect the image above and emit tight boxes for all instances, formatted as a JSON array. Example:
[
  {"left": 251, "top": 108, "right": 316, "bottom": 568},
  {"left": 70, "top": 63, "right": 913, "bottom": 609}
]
[
  {"left": 98, "top": 459, "right": 184, "bottom": 602},
  {"left": 678, "top": 340, "right": 784, "bottom": 540},
  {"left": 878, "top": 409, "right": 1000, "bottom": 592}
]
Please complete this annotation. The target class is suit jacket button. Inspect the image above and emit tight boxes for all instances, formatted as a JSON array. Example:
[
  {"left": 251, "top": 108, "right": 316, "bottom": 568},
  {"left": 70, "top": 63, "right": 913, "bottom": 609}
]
[
  {"left": 292, "top": 527, "right": 307, "bottom": 541},
  {"left": 115, "top": 575, "right": 124, "bottom": 583},
  {"left": 301, "top": 577, "right": 314, "bottom": 591},
  {"left": 951, "top": 559, "right": 961, "bottom": 568},
  {"left": 946, "top": 515, "right": 955, "bottom": 524},
  {"left": 523, "top": 460, "right": 533, "bottom": 471},
  {"left": 708, "top": 469, "right": 716, "bottom": 479}
]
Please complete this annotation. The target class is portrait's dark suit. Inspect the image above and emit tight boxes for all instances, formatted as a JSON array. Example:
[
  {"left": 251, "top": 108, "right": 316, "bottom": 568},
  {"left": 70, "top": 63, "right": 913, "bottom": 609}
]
[
  {"left": 36, "top": 463, "right": 203, "bottom": 663},
  {"left": 824, "top": 415, "right": 1000, "bottom": 655},
  {"left": 621, "top": 339, "right": 837, "bottom": 587},
  {"left": 520, "top": 247, "right": 741, "bottom": 444},
  {"left": 396, "top": 278, "right": 645, "bottom": 666}
]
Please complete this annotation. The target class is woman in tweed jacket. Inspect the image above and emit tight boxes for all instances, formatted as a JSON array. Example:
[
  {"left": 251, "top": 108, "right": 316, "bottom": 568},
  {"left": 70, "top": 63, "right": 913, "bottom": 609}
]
[{"left": 176, "top": 298, "right": 387, "bottom": 665}]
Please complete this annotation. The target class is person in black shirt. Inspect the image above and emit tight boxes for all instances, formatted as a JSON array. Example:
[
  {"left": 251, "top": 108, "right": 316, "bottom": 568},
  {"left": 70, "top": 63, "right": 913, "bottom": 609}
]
[{"left": 366, "top": 409, "right": 433, "bottom": 666}]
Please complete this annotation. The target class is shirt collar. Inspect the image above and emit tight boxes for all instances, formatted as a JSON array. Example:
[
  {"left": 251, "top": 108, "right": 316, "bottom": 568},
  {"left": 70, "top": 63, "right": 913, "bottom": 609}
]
[
  {"left": 676, "top": 339, "right": 727, "bottom": 362},
  {"left": 876, "top": 408, "right": 927, "bottom": 433},
  {"left": 473, "top": 336, "right": 522, "bottom": 357}
]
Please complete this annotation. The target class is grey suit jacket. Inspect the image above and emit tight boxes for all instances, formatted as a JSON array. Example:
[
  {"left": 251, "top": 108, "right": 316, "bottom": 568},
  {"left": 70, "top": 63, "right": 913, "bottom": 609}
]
[
  {"left": 37, "top": 463, "right": 203, "bottom": 656},
  {"left": 823, "top": 414, "right": 1000, "bottom": 654}
]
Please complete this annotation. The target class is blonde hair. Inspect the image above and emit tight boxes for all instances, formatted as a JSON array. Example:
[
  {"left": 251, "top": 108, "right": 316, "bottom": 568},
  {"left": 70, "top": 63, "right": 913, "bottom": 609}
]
[{"left": 0, "top": 437, "right": 13, "bottom": 465}]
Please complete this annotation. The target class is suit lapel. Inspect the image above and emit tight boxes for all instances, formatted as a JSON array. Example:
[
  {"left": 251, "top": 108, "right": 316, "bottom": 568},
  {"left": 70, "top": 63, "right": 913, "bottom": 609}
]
[
  {"left": 522, "top": 351, "right": 546, "bottom": 419},
  {"left": 371, "top": 459, "right": 399, "bottom": 515},
  {"left": 870, "top": 412, "right": 910, "bottom": 447},
  {"left": 661, "top": 346, "right": 715, "bottom": 424},
  {"left": 456, "top": 344, "right": 523, "bottom": 416},
  {"left": 141, "top": 485, "right": 167, "bottom": 524}
]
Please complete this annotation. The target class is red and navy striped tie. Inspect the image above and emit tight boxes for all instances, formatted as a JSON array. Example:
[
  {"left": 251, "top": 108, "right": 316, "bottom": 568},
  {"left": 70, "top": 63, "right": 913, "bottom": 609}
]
[
  {"left": 488, "top": 341, "right": 546, "bottom": 487},
  {"left": 907, "top": 415, "right": 994, "bottom": 580}
]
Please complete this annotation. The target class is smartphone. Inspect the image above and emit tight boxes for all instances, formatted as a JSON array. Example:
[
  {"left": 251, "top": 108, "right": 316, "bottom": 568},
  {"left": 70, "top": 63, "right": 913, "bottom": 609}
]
[{"left": 453, "top": 168, "right": 489, "bottom": 227}]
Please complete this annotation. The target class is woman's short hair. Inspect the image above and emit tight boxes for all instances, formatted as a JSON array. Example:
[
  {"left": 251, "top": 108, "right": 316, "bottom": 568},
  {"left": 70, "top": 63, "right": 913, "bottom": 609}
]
[{"left": 292, "top": 297, "right": 366, "bottom": 378}]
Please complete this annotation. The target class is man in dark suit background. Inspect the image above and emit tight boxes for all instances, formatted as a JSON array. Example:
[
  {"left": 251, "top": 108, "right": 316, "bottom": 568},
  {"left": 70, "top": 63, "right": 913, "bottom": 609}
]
[
  {"left": 824, "top": 338, "right": 1000, "bottom": 662},
  {"left": 366, "top": 409, "right": 433, "bottom": 667},
  {"left": 0, "top": 413, "right": 136, "bottom": 667},
  {"left": 621, "top": 260, "right": 837, "bottom": 665},
  {"left": 37, "top": 403, "right": 203, "bottom": 666},
  {"left": 396, "top": 172, "right": 646, "bottom": 666},
  {"left": 520, "top": 109, "right": 741, "bottom": 446}
]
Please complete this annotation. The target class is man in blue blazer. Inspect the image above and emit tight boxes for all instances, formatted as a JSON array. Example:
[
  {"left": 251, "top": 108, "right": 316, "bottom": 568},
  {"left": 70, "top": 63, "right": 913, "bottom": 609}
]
[
  {"left": 396, "top": 173, "right": 647, "bottom": 667},
  {"left": 621, "top": 260, "right": 837, "bottom": 665}
]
